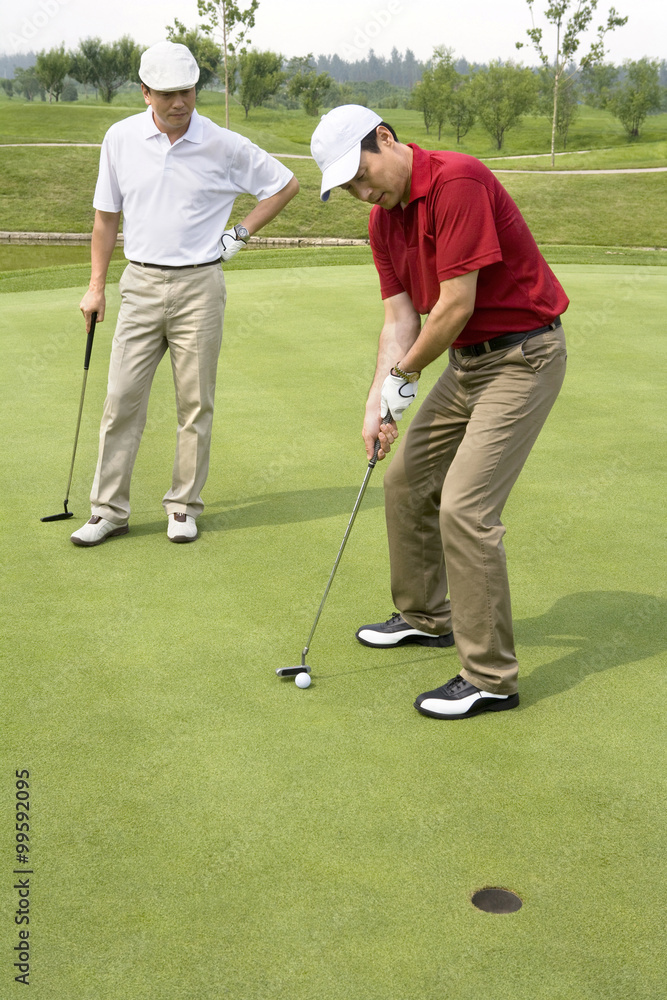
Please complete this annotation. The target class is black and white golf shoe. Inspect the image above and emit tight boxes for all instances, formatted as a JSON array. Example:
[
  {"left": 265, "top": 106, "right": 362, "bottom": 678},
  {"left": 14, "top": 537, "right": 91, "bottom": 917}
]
[
  {"left": 414, "top": 674, "right": 519, "bottom": 720},
  {"left": 355, "top": 612, "right": 455, "bottom": 649}
]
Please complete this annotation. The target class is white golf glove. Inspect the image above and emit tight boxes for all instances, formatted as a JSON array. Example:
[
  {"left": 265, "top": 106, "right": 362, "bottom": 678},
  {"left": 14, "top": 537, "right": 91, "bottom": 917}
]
[
  {"left": 380, "top": 373, "right": 419, "bottom": 422},
  {"left": 220, "top": 226, "right": 249, "bottom": 262}
]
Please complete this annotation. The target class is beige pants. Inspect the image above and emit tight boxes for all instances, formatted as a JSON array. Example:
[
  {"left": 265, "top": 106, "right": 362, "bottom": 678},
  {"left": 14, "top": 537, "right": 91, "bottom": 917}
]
[
  {"left": 91, "top": 262, "right": 226, "bottom": 523},
  {"left": 384, "top": 326, "right": 567, "bottom": 694}
]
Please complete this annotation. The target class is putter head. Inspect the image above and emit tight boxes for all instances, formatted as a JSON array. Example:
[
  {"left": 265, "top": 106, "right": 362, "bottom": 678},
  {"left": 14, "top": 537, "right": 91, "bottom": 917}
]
[
  {"left": 41, "top": 500, "right": 73, "bottom": 522},
  {"left": 276, "top": 665, "right": 311, "bottom": 677}
]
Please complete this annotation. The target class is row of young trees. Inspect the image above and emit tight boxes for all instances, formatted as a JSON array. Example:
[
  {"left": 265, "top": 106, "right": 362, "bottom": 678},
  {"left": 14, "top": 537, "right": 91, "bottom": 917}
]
[
  {"left": 1, "top": 0, "right": 663, "bottom": 152},
  {"left": 0, "top": 37, "right": 144, "bottom": 104},
  {"left": 409, "top": 49, "right": 665, "bottom": 152}
]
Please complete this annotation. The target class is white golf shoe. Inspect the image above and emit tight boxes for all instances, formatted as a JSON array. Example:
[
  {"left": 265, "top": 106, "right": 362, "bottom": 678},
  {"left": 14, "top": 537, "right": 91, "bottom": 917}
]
[
  {"left": 167, "top": 512, "right": 198, "bottom": 543},
  {"left": 70, "top": 515, "right": 129, "bottom": 547}
]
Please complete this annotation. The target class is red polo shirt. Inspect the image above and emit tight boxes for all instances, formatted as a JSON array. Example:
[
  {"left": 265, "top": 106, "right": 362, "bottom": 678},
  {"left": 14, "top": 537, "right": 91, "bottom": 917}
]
[{"left": 369, "top": 145, "right": 569, "bottom": 346}]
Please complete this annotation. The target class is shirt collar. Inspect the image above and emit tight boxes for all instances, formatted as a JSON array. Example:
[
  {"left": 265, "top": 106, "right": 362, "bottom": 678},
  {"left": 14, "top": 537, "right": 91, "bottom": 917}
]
[
  {"left": 142, "top": 106, "right": 203, "bottom": 144},
  {"left": 406, "top": 144, "right": 431, "bottom": 203}
]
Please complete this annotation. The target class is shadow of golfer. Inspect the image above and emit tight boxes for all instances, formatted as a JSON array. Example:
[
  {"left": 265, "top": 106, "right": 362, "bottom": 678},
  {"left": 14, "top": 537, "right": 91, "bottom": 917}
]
[
  {"left": 515, "top": 590, "right": 665, "bottom": 706},
  {"left": 200, "top": 485, "right": 385, "bottom": 533}
]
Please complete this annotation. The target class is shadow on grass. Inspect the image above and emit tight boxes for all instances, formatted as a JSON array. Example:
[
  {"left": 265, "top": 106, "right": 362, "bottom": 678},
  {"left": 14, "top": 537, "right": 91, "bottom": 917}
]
[
  {"left": 123, "top": 485, "right": 385, "bottom": 538},
  {"left": 321, "top": 592, "right": 665, "bottom": 704},
  {"left": 203, "top": 485, "right": 385, "bottom": 532},
  {"left": 516, "top": 590, "right": 665, "bottom": 705}
]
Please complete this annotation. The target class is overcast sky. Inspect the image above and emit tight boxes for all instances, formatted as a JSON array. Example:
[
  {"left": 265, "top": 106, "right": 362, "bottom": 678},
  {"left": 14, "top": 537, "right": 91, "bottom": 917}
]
[{"left": 3, "top": 0, "right": 665, "bottom": 64}]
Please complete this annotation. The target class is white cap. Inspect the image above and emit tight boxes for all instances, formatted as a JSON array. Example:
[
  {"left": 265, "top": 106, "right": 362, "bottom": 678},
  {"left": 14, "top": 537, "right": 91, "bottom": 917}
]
[
  {"left": 139, "top": 41, "right": 200, "bottom": 92},
  {"left": 311, "top": 105, "right": 383, "bottom": 202}
]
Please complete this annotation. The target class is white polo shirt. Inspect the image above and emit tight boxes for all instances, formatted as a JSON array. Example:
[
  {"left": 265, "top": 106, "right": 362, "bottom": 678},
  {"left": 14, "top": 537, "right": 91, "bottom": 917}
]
[{"left": 93, "top": 107, "right": 293, "bottom": 265}]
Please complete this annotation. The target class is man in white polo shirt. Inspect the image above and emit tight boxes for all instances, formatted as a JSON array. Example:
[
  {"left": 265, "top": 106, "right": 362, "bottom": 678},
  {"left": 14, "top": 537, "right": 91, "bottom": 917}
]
[{"left": 71, "top": 41, "right": 298, "bottom": 546}]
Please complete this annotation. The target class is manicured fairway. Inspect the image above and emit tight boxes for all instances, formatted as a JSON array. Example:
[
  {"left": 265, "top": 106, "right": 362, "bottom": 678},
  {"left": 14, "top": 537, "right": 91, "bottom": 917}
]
[{"left": 1, "top": 263, "right": 665, "bottom": 999}]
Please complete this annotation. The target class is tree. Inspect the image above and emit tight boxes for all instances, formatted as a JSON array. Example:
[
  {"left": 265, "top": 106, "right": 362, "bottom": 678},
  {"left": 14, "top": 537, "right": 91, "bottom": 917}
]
[
  {"left": 61, "top": 79, "right": 79, "bottom": 102},
  {"left": 537, "top": 65, "right": 579, "bottom": 147},
  {"left": 237, "top": 50, "right": 283, "bottom": 117},
  {"left": 517, "top": 0, "right": 628, "bottom": 165},
  {"left": 0, "top": 78, "right": 13, "bottom": 98},
  {"left": 69, "top": 36, "right": 140, "bottom": 103},
  {"left": 69, "top": 38, "right": 101, "bottom": 98},
  {"left": 35, "top": 45, "right": 70, "bottom": 102},
  {"left": 13, "top": 67, "right": 43, "bottom": 102},
  {"left": 410, "top": 48, "right": 458, "bottom": 138},
  {"left": 447, "top": 82, "right": 477, "bottom": 143},
  {"left": 608, "top": 58, "right": 662, "bottom": 137},
  {"left": 579, "top": 61, "right": 618, "bottom": 107},
  {"left": 471, "top": 62, "right": 538, "bottom": 150},
  {"left": 430, "top": 48, "right": 459, "bottom": 140},
  {"left": 286, "top": 55, "right": 333, "bottom": 117},
  {"left": 197, "top": 0, "right": 260, "bottom": 128},
  {"left": 288, "top": 68, "right": 333, "bottom": 117},
  {"left": 95, "top": 37, "right": 142, "bottom": 103},
  {"left": 409, "top": 73, "right": 438, "bottom": 133},
  {"left": 165, "top": 19, "right": 222, "bottom": 93}
]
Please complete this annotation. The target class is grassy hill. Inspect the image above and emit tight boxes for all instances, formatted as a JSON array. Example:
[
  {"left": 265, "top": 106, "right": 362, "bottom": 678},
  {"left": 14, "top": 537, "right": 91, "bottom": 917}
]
[{"left": 0, "top": 94, "right": 665, "bottom": 276}]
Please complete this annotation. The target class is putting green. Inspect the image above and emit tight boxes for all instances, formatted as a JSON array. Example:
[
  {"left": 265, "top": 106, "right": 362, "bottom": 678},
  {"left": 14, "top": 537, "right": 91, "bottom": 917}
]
[{"left": 1, "top": 264, "right": 665, "bottom": 999}]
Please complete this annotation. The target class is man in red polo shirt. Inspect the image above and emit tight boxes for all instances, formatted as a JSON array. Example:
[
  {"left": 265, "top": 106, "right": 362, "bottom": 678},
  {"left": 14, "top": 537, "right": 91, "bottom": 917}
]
[{"left": 311, "top": 105, "right": 568, "bottom": 720}]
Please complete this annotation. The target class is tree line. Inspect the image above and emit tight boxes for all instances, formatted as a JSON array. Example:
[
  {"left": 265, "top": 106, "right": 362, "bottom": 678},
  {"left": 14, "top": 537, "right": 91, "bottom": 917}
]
[{"left": 1, "top": 20, "right": 664, "bottom": 156}]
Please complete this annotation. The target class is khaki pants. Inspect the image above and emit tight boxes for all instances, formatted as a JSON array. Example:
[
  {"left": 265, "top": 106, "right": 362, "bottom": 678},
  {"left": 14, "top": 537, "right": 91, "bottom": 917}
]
[
  {"left": 384, "top": 326, "right": 567, "bottom": 695},
  {"left": 91, "top": 262, "right": 226, "bottom": 523}
]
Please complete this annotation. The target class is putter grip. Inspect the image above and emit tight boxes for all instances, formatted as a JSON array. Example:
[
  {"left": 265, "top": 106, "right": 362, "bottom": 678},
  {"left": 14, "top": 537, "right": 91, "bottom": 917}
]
[
  {"left": 84, "top": 312, "right": 97, "bottom": 370},
  {"left": 371, "top": 408, "right": 394, "bottom": 463}
]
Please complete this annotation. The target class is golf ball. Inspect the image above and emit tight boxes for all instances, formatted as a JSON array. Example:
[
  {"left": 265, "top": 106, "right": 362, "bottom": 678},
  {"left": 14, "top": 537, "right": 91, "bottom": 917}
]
[{"left": 295, "top": 672, "right": 311, "bottom": 689}]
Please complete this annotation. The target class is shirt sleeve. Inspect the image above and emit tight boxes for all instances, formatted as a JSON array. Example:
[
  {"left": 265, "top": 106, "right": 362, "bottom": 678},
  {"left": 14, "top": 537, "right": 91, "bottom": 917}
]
[
  {"left": 431, "top": 177, "right": 502, "bottom": 282},
  {"left": 369, "top": 206, "right": 405, "bottom": 300},
  {"left": 228, "top": 135, "right": 294, "bottom": 200},
  {"left": 92, "top": 133, "right": 123, "bottom": 213}
]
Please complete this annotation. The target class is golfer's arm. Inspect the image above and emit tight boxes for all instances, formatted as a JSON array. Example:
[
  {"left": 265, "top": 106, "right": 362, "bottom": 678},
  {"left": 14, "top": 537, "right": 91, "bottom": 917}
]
[
  {"left": 80, "top": 210, "right": 121, "bottom": 330},
  {"left": 89, "top": 210, "right": 121, "bottom": 290},
  {"left": 238, "top": 175, "right": 299, "bottom": 235},
  {"left": 398, "top": 270, "right": 478, "bottom": 374},
  {"left": 368, "top": 292, "right": 422, "bottom": 404},
  {"left": 360, "top": 292, "right": 420, "bottom": 457}
]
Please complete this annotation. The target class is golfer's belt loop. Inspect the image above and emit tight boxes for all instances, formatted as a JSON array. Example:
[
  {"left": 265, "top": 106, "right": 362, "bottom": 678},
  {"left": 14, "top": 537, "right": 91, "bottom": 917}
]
[{"left": 483, "top": 341, "right": 492, "bottom": 353}]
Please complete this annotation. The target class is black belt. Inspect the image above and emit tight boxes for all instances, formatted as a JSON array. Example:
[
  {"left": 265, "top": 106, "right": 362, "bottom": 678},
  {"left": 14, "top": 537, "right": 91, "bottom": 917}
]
[
  {"left": 129, "top": 258, "right": 222, "bottom": 270},
  {"left": 456, "top": 318, "right": 561, "bottom": 357}
]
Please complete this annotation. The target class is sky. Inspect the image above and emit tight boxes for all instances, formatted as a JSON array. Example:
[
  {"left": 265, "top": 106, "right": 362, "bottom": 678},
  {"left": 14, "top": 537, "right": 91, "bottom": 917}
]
[{"left": 2, "top": 0, "right": 665, "bottom": 64}]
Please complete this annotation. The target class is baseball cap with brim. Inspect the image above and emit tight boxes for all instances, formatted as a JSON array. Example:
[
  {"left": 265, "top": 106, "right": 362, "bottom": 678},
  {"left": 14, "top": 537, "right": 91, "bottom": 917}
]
[
  {"left": 139, "top": 41, "right": 200, "bottom": 92},
  {"left": 311, "top": 105, "right": 383, "bottom": 201}
]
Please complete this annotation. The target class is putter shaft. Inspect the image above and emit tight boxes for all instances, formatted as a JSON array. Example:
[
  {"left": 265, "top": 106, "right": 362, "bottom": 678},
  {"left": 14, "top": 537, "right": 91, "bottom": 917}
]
[
  {"left": 301, "top": 437, "right": 382, "bottom": 662},
  {"left": 41, "top": 313, "right": 97, "bottom": 522}
]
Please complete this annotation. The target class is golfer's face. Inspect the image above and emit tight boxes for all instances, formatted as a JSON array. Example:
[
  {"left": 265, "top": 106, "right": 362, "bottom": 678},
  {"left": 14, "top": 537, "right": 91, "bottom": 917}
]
[
  {"left": 340, "top": 147, "right": 409, "bottom": 210},
  {"left": 143, "top": 87, "right": 196, "bottom": 135}
]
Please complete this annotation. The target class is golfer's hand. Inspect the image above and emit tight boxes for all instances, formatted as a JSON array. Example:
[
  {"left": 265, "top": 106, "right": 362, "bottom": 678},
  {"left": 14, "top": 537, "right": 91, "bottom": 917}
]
[
  {"left": 80, "top": 288, "right": 106, "bottom": 331},
  {"left": 363, "top": 412, "right": 398, "bottom": 462},
  {"left": 380, "top": 372, "right": 418, "bottom": 422},
  {"left": 220, "top": 229, "right": 247, "bottom": 262}
]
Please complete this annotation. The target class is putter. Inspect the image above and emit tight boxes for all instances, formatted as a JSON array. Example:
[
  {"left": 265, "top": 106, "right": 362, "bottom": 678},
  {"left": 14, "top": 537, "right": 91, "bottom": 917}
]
[
  {"left": 277, "top": 422, "right": 390, "bottom": 677},
  {"left": 41, "top": 312, "right": 97, "bottom": 522}
]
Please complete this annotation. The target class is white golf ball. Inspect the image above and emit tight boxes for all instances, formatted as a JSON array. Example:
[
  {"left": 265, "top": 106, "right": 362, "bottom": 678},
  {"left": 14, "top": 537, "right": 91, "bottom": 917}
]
[{"left": 295, "top": 672, "right": 311, "bottom": 689}]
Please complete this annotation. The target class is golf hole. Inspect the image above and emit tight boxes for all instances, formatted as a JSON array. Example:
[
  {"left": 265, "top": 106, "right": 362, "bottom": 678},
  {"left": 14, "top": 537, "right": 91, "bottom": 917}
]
[{"left": 471, "top": 887, "right": 523, "bottom": 914}]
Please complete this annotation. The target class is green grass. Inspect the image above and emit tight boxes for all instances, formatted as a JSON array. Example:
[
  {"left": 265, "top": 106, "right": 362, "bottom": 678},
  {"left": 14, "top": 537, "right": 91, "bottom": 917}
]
[
  {"left": 1, "top": 264, "right": 665, "bottom": 999},
  {"left": 1, "top": 143, "right": 665, "bottom": 247},
  {"left": 1, "top": 245, "right": 666, "bottom": 299},
  {"left": 487, "top": 139, "right": 667, "bottom": 170},
  {"left": 498, "top": 173, "right": 667, "bottom": 248}
]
